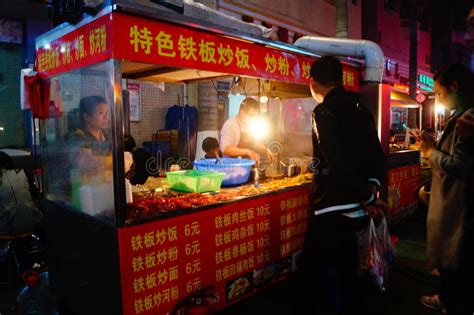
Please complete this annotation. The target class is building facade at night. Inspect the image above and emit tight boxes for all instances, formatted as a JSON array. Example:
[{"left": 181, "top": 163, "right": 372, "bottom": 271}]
[
  {"left": 215, "top": 0, "right": 362, "bottom": 41},
  {"left": 362, "top": 0, "right": 433, "bottom": 93},
  {"left": 214, "top": 0, "right": 434, "bottom": 92},
  {"left": 0, "top": 0, "right": 50, "bottom": 148}
]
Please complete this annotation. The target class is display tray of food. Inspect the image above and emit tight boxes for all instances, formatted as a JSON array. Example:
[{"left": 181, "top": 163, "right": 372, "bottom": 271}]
[{"left": 126, "top": 173, "right": 312, "bottom": 224}]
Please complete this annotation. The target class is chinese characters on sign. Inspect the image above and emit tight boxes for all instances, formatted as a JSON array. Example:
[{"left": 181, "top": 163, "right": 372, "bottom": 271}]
[
  {"left": 118, "top": 188, "right": 310, "bottom": 315},
  {"left": 127, "top": 24, "right": 256, "bottom": 73},
  {"left": 387, "top": 165, "right": 420, "bottom": 223},
  {"left": 129, "top": 226, "right": 180, "bottom": 314},
  {"left": 113, "top": 14, "right": 359, "bottom": 90},
  {"left": 278, "top": 194, "right": 309, "bottom": 257},
  {"left": 342, "top": 68, "right": 356, "bottom": 88},
  {"left": 214, "top": 206, "right": 258, "bottom": 282},
  {"left": 36, "top": 15, "right": 111, "bottom": 77},
  {"left": 36, "top": 12, "right": 360, "bottom": 91}
]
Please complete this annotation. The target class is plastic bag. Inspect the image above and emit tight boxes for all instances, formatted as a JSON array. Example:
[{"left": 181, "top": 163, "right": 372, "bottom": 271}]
[
  {"left": 356, "top": 215, "right": 396, "bottom": 291},
  {"left": 376, "top": 215, "right": 397, "bottom": 266}
]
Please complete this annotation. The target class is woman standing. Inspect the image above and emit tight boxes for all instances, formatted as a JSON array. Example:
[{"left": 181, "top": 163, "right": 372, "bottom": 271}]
[{"left": 419, "top": 64, "right": 474, "bottom": 315}]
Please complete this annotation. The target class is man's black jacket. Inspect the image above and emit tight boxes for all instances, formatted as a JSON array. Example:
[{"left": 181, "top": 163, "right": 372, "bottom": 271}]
[{"left": 311, "top": 86, "right": 386, "bottom": 215}]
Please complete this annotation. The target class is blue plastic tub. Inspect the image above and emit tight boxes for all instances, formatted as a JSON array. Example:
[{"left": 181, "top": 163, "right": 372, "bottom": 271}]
[{"left": 194, "top": 158, "right": 255, "bottom": 186}]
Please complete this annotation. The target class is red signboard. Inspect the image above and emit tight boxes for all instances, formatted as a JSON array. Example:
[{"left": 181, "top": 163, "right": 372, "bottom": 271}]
[
  {"left": 112, "top": 13, "right": 359, "bottom": 90},
  {"left": 35, "top": 12, "right": 360, "bottom": 91},
  {"left": 387, "top": 164, "right": 420, "bottom": 223},
  {"left": 35, "top": 14, "right": 113, "bottom": 78},
  {"left": 118, "top": 187, "right": 310, "bottom": 315}
]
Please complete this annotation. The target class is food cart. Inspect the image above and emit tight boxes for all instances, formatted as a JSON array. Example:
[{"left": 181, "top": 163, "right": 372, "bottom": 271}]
[
  {"left": 360, "top": 84, "right": 422, "bottom": 223},
  {"left": 35, "top": 3, "right": 363, "bottom": 315}
]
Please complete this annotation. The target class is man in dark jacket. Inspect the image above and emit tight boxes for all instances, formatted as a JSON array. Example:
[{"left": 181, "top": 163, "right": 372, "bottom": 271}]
[{"left": 298, "top": 56, "right": 387, "bottom": 315}]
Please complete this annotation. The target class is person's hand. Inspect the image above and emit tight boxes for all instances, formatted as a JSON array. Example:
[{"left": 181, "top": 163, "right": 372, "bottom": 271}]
[
  {"left": 410, "top": 129, "right": 436, "bottom": 156},
  {"left": 369, "top": 184, "right": 379, "bottom": 195},
  {"left": 456, "top": 111, "right": 474, "bottom": 139},
  {"left": 409, "top": 129, "right": 422, "bottom": 142},
  {"left": 364, "top": 198, "right": 388, "bottom": 218},
  {"left": 266, "top": 149, "right": 277, "bottom": 164},
  {"left": 246, "top": 150, "right": 260, "bottom": 164}
]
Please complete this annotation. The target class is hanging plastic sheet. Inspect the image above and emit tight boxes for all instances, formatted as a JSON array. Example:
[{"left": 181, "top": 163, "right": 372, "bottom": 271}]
[{"left": 23, "top": 72, "right": 50, "bottom": 119}]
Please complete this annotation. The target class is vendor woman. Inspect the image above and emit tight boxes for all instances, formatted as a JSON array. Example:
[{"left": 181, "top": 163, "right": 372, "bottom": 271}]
[
  {"left": 219, "top": 97, "right": 276, "bottom": 164},
  {"left": 69, "top": 95, "right": 112, "bottom": 178}
]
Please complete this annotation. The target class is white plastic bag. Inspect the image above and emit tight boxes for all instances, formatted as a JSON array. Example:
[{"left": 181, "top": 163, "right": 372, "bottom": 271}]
[{"left": 356, "top": 215, "right": 396, "bottom": 291}]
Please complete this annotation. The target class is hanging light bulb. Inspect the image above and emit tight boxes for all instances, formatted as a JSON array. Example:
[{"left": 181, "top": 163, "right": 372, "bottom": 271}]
[
  {"left": 259, "top": 95, "right": 268, "bottom": 103},
  {"left": 248, "top": 116, "right": 271, "bottom": 141}
]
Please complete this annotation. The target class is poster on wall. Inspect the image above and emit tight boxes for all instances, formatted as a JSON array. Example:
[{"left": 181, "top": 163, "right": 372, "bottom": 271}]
[
  {"left": 127, "top": 83, "right": 141, "bottom": 122},
  {"left": 0, "top": 19, "right": 23, "bottom": 44}
]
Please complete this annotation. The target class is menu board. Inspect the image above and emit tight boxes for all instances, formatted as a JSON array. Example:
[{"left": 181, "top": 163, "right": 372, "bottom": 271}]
[{"left": 118, "top": 187, "right": 310, "bottom": 315}]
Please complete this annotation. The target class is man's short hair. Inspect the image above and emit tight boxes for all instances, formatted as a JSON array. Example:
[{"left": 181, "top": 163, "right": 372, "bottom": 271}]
[
  {"left": 310, "top": 55, "right": 343, "bottom": 86},
  {"left": 239, "top": 97, "right": 259, "bottom": 113},
  {"left": 202, "top": 137, "right": 220, "bottom": 152}
]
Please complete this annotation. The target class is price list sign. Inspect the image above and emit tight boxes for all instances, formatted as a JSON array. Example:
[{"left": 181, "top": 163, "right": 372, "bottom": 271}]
[
  {"left": 118, "top": 187, "right": 310, "bottom": 315},
  {"left": 275, "top": 191, "right": 309, "bottom": 258},
  {"left": 118, "top": 212, "right": 213, "bottom": 315}
]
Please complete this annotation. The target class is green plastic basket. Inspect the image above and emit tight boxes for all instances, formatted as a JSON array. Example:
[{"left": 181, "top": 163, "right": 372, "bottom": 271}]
[{"left": 166, "top": 170, "right": 225, "bottom": 193}]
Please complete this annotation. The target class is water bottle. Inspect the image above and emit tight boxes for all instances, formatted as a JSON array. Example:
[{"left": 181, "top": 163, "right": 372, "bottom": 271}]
[{"left": 16, "top": 271, "right": 56, "bottom": 315}]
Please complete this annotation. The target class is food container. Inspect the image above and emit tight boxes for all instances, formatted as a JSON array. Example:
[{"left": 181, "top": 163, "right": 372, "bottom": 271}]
[
  {"left": 281, "top": 164, "right": 301, "bottom": 177},
  {"left": 249, "top": 167, "right": 267, "bottom": 182},
  {"left": 78, "top": 183, "right": 114, "bottom": 216},
  {"left": 166, "top": 170, "right": 225, "bottom": 193},
  {"left": 194, "top": 158, "right": 255, "bottom": 186}
]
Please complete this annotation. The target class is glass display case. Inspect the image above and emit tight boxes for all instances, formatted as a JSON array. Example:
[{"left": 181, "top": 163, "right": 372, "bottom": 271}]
[{"left": 40, "top": 61, "right": 117, "bottom": 224}]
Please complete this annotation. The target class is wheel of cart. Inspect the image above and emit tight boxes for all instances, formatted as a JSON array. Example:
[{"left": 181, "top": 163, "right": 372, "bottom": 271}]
[{"left": 171, "top": 285, "right": 216, "bottom": 315}]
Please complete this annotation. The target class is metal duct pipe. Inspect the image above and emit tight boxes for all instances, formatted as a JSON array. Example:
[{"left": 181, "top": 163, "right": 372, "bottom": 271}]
[{"left": 294, "top": 36, "right": 384, "bottom": 83}]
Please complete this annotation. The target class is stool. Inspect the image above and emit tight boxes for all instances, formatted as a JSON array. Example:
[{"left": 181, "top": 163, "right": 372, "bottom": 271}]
[{"left": 0, "top": 232, "right": 36, "bottom": 288}]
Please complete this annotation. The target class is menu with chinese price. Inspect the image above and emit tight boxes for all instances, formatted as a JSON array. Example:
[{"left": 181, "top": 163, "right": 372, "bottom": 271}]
[{"left": 118, "top": 187, "right": 310, "bottom": 315}]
